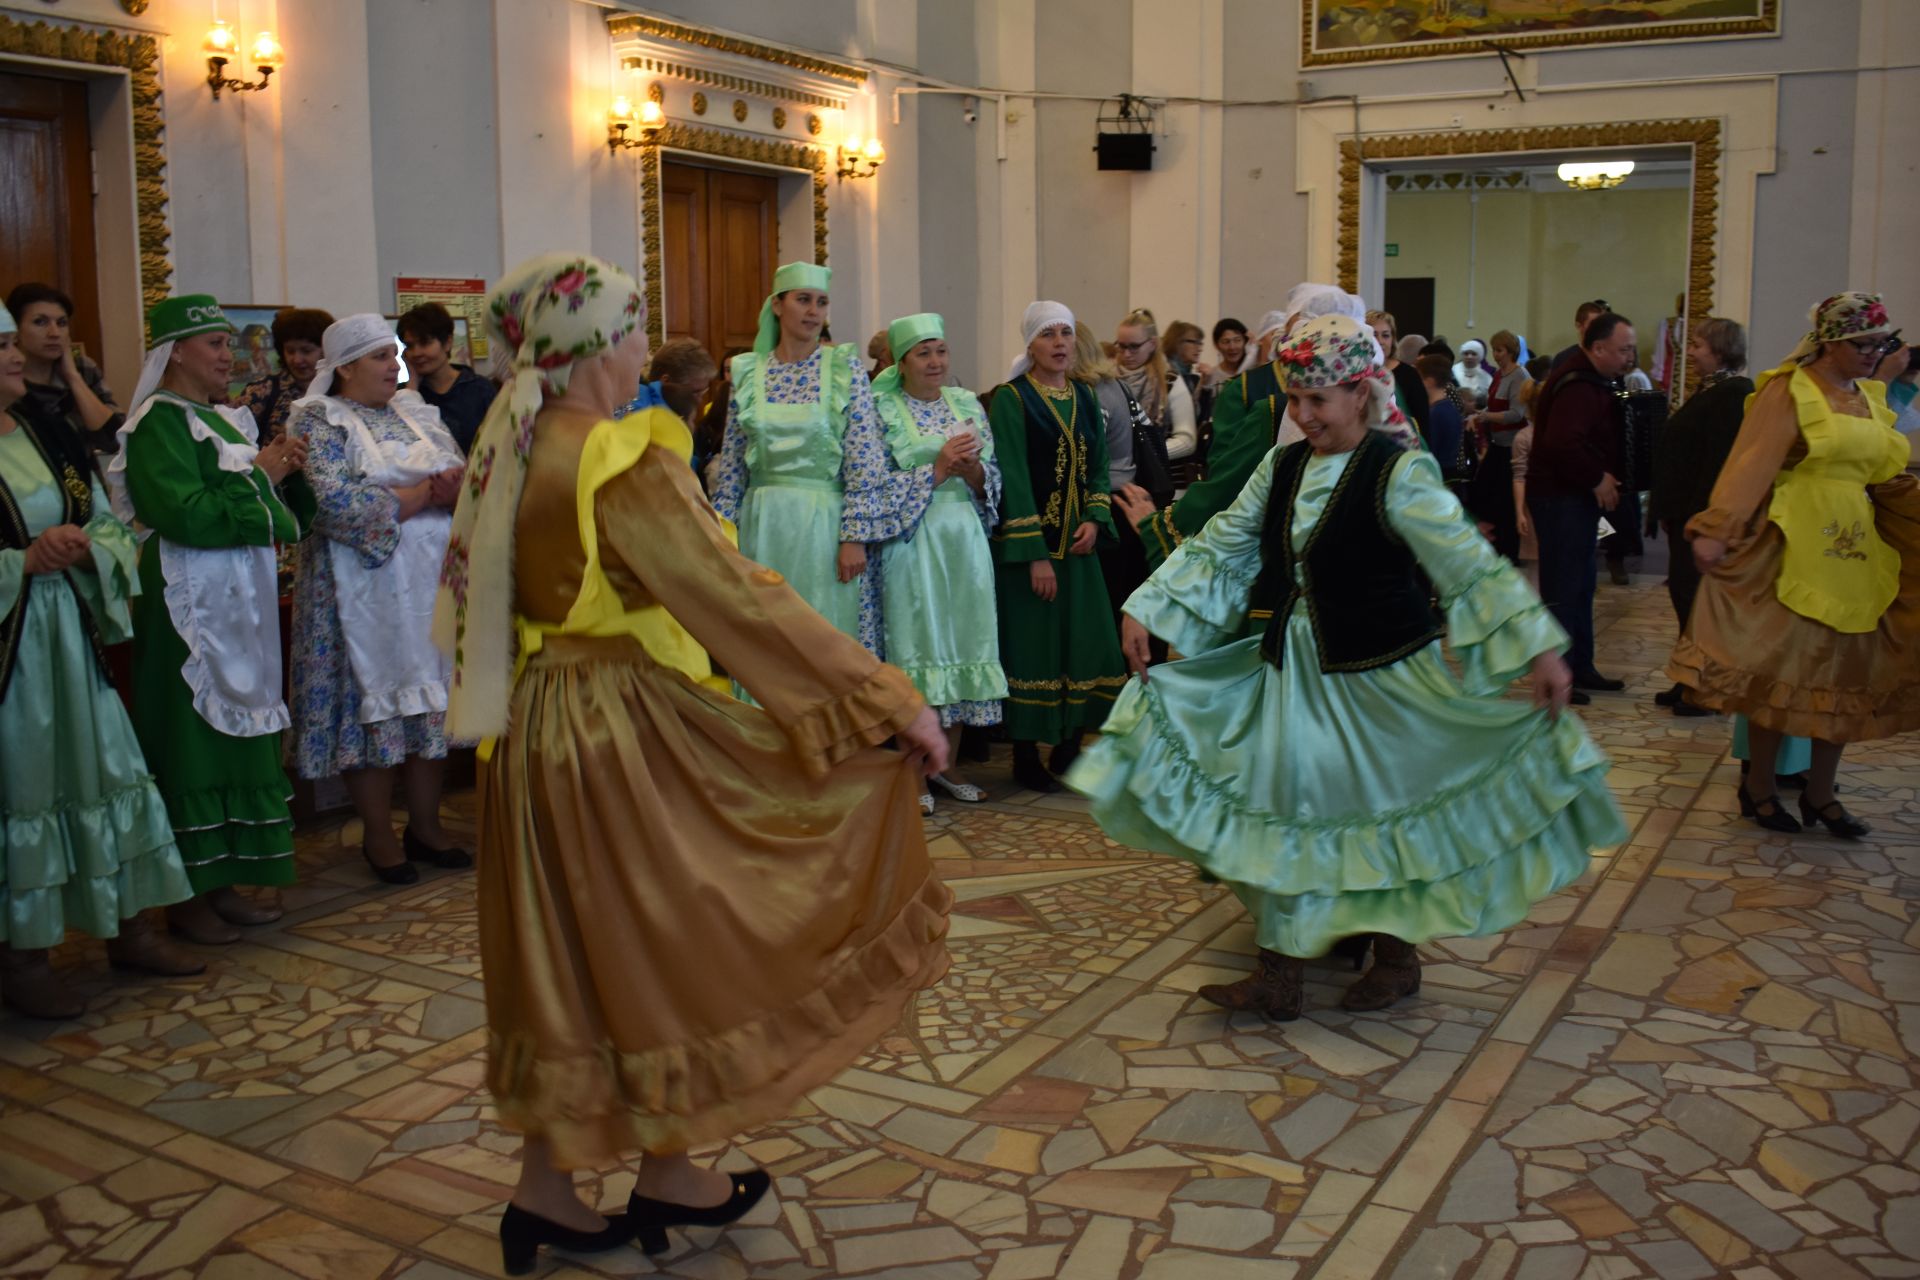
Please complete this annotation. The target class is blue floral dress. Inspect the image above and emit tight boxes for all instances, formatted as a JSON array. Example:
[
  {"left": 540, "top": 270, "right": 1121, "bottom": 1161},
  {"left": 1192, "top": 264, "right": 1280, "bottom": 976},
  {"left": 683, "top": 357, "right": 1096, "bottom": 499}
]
[
  {"left": 287, "top": 402, "right": 448, "bottom": 779},
  {"left": 711, "top": 346, "right": 895, "bottom": 655}
]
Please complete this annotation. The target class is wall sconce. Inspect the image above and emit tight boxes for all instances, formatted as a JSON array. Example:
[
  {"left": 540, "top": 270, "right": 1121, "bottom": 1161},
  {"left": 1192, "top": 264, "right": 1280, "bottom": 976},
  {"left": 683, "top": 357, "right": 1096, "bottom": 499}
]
[
  {"left": 206, "top": 20, "right": 282, "bottom": 101},
  {"left": 609, "top": 95, "right": 665, "bottom": 151},
  {"left": 836, "top": 136, "right": 885, "bottom": 182}
]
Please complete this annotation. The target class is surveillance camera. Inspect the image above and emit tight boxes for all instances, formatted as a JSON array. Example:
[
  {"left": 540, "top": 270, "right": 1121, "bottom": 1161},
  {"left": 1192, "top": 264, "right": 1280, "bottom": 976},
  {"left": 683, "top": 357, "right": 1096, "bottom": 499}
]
[{"left": 962, "top": 96, "right": 978, "bottom": 125}]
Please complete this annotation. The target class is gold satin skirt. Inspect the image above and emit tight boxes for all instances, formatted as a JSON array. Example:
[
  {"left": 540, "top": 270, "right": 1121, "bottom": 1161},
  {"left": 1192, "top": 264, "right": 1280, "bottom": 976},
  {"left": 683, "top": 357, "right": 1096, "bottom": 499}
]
[
  {"left": 1670, "top": 475, "right": 1920, "bottom": 742},
  {"left": 477, "top": 634, "right": 951, "bottom": 1167}
]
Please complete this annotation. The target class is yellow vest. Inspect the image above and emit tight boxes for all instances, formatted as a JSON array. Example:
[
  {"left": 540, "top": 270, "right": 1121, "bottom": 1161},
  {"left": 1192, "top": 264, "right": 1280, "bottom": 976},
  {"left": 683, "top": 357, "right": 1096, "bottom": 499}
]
[{"left": 1760, "top": 367, "right": 1905, "bottom": 633}]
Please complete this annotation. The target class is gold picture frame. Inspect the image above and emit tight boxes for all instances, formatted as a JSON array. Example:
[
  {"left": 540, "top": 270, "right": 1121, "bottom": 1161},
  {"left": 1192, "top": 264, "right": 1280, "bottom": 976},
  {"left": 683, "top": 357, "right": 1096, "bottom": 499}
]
[{"left": 1303, "top": 1, "right": 1779, "bottom": 68}]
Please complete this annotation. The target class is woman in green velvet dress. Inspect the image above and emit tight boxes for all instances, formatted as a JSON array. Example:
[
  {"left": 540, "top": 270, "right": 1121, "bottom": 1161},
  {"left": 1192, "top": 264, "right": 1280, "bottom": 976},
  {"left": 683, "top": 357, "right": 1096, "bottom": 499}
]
[
  {"left": 1069, "top": 314, "right": 1626, "bottom": 1018},
  {"left": 0, "top": 305, "right": 202, "bottom": 1019},
  {"left": 107, "top": 297, "right": 316, "bottom": 945},
  {"left": 990, "top": 301, "right": 1127, "bottom": 793}
]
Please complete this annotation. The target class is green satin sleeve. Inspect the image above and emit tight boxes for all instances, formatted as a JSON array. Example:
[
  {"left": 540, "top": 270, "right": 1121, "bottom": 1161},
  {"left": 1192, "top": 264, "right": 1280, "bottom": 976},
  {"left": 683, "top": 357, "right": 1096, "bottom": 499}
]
[
  {"left": 68, "top": 479, "right": 141, "bottom": 645},
  {"left": 1124, "top": 445, "right": 1279, "bottom": 656},
  {"left": 1386, "top": 450, "right": 1567, "bottom": 693}
]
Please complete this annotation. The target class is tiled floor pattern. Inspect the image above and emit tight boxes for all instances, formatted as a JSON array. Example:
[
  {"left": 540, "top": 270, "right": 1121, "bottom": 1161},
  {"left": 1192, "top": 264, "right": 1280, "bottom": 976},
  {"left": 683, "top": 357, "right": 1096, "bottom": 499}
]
[{"left": 2, "top": 577, "right": 1917, "bottom": 1279}]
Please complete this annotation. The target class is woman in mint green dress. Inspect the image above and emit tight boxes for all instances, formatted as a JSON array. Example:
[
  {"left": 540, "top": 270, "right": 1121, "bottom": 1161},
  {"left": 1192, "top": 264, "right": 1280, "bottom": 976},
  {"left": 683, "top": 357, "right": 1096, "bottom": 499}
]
[
  {"left": 873, "top": 314, "right": 1008, "bottom": 813},
  {"left": 710, "top": 263, "right": 895, "bottom": 657},
  {"left": 1069, "top": 315, "right": 1626, "bottom": 1019},
  {"left": 0, "top": 304, "right": 202, "bottom": 1020}
]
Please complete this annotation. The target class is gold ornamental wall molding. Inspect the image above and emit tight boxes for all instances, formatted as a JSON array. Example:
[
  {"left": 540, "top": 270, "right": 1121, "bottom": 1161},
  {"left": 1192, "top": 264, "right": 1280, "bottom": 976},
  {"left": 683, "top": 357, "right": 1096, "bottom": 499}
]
[
  {"left": 1300, "top": 1, "right": 1778, "bottom": 67},
  {"left": 606, "top": 14, "right": 868, "bottom": 85},
  {"left": 620, "top": 53, "right": 845, "bottom": 111},
  {"left": 0, "top": 13, "right": 171, "bottom": 308},
  {"left": 1339, "top": 118, "right": 1721, "bottom": 394},
  {"left": 635, "top": 122, "right": 828, "bottom": 347}
]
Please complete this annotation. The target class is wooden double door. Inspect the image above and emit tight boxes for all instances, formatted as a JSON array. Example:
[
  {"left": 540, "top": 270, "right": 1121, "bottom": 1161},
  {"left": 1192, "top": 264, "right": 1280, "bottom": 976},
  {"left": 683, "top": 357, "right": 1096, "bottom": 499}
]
[
  {"left": 0, "top": 70, "right": 102, "bottom": 360},
  {"left": 659, "top": 160, "right": 779, "bottom": 373}
]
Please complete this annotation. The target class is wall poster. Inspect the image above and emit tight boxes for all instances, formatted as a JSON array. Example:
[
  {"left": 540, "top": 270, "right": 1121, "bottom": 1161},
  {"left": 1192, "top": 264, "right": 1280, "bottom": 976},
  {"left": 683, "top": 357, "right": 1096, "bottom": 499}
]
[
  {"left": 1302, "top": 1, "right": 1779, "bottom": 68},
  {"left": 394, "top": 277, "right": 490, "bottom": 363}
]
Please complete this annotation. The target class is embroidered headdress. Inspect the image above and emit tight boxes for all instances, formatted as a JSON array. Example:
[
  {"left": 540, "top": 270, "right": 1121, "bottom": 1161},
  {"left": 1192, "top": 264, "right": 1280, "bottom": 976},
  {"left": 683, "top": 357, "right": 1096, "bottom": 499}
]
[{"left": 1273, "top": 314, "right": 1418, "bottom": 449}]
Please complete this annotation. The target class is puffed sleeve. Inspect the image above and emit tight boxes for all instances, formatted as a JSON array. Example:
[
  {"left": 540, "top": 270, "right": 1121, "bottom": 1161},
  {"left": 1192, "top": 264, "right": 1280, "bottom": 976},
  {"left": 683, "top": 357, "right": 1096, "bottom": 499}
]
[
  {"left": 837, "top": 363, "right": 896, "bottom": 543},
  {"left": 1124, "top": 445, "right": 1279, "bottom": 657},
  {"left": 289, "top": 404, "right": 401, "bottom": 568},
  {"left": 1386, "top": 451, "right": 1567, "bottom": 694},
  {"left": 1685, "top": 377, "right": 1800, "bottom": 544},
  {"left": 124, "top": 401, "right": 280, "bottom": 549},
  {"left": 67, "top": 478, "right": 142, "bottom": 644},
  {"left": 595, "top": 442, "right": 925, "bottom": 773},
  {"left": 988, "top": 388, "right": 1049, "bottom": 565},
  {"left": 1164, "top": 377, "right": 1198, "bottom": 460}
]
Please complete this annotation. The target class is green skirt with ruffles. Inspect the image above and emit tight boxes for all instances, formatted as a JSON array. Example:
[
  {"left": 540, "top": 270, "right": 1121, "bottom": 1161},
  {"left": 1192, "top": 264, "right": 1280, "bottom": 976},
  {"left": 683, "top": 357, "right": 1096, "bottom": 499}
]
[{"left": 1067, "top": 621, "right": 1627, "bottom": 958}]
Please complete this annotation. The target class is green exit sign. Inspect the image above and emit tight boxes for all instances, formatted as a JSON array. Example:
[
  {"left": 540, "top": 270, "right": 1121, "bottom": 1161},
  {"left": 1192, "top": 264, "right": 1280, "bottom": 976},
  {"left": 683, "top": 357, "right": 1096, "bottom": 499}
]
[{"left": 1385, "top": 243, "right": 1400, "bottom": 257}]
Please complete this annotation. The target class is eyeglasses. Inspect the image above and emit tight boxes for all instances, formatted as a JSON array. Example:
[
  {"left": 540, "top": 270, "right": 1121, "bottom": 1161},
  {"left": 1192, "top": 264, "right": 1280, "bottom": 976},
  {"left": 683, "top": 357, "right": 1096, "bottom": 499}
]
[
  {"left": 1843, "top": 336, "right": 1886, "bottom": 355},
  {"left": 1116, "top": 339, "right": 1156, "bottom": 353}
]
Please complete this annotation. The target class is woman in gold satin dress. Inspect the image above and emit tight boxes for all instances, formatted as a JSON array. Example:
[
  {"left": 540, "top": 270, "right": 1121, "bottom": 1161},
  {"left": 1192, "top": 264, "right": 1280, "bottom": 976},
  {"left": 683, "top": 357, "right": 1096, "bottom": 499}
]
[
  {"left": 1671, "top": 291, "right": 1920, "bottom": 838},
  {"left": 432, "top": 254, "right": 952, "bottom": 1272}
]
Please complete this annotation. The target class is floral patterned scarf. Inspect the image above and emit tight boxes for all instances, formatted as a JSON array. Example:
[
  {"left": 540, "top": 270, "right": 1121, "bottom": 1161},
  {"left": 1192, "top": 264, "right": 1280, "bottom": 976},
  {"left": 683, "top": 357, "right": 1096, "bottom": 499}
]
[
  {"left": 433, "top": 253, "right": 644, "bottom": 740},
  {"left": 1273, "top": 314, "right": 1419, "bottom": 450}
]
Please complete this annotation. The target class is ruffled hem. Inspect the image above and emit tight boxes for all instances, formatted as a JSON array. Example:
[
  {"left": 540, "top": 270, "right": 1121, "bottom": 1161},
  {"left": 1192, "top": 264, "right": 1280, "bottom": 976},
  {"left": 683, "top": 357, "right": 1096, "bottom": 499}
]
[
  {"left": 1068, "top": 682, "right": 1623, "bottom": 898},
  {"left": 1668, "top": 640, "right": 1920, "bottom": 743},
  {"left": 157, "top": 538, "right": 291, "bottom": 739},
  {"left": 2, "top": 852, "right": 195, "bottom": 950},
  {"left": 897, "top": 660, "right": 1009, "bottom": 709},
  {"left": 938, "top": 699, "right": 1002, "bottom": 728},
  {"left": 489, "top": 870, "right": 952, "bottom": 1166},
  {"left": 356, "top": 680, "right": 451, "bottom": 725},
  {"left": 168, "top": 784, "right": 297, "bottom": 887},
  {"left": 1124, "top": 539, "right": 1256, "bottom": 659},
  {"left": 3, "top": 779, "right": 182, "bottom": 892},
  {"left": 1447, "top": 585, "right": 1567, "bottom": 696},
  {"left": 784, "top": 662, "right": 928, "bottom": 774}
]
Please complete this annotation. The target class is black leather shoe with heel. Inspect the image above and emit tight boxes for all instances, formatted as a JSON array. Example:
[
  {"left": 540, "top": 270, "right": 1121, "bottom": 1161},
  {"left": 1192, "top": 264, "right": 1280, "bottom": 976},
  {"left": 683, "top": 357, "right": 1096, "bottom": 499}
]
[
  {"left": 1799, "top": 796, "right": 1870, "bottom": 840},
  {"left": 628, "top": 1169, "right": 771, "bottom": 1255},
  {"left": 1738, "top": 788, "right": 1802, "bottom": 834},
  {"left": 498, "top": 1202, "right": 633, "bottom": 1276},
  {"left": 362, "top": 844, "right": 420, "bottom": 886}
]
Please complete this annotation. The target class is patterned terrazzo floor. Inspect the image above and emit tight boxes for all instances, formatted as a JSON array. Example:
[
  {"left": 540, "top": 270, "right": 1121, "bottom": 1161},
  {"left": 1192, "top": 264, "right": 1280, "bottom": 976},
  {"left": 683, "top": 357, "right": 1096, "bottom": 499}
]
[{"left": 2, "top": 575, "right": 1917, "bottom": 1280}]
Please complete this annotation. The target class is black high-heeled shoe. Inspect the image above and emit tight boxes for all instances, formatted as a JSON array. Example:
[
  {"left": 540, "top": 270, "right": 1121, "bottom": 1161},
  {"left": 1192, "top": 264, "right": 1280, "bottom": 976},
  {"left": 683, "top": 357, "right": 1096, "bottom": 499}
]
[
  {"left": 1011, "top": 743, "right": 1058, "bottom": 794},
  {"left": 403, "top": 826, "right": 474, "bottom": 869},
  {"left": 1799, "top": 796, "right": 1871, "bottom": 840},
  {"left": 628, "top": 1169, "right": 771, "bottom": 1255},
  {"left": 1738, "top": 788, "right": 1802, "bottom": 834},
  {"left": 362, "top": 844, "right": 420, "bottom": 886},
  {"left": 498, "top": 1201, "right": 633, "bottom": 1276}
]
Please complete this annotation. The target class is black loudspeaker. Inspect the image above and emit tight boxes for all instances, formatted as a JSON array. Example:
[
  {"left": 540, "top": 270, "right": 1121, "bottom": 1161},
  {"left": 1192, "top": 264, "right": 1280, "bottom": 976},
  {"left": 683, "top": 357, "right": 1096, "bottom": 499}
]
[{"left": 1096, "top": 133, "right": 1154, "bottom": 171}]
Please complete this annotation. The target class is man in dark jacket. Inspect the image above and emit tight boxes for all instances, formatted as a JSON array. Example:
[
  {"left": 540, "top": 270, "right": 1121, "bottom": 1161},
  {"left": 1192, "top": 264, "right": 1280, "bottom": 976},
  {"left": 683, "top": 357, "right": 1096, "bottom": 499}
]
[{"left": 1528, "top": 311, "right": 1636, "bottom": 696}]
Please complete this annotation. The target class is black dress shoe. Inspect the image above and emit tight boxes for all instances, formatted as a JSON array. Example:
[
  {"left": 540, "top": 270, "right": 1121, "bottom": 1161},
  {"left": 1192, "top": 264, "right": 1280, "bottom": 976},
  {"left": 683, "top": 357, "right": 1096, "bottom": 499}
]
[
  {"left": 1572, "top": 671, "right": 1626, "bottom": 692},
  {"left": 499, "top": 1202, "right": 633, "bottom": 1276},
  {"left": 1569, "top": 690, "right": 1591, "bottom": 706},
  {"left": 362, "top": 845, "right": 420, "bottom": 886},
  {"left": 1738, "top": 788, "right": 1802, "bottom": 834},
  {"left": 1672, "top": 699, "right": 1712, "bottom": 717},
  {"left": 1653, "top": 684, "right": 1683, "bottom": 708},
  {"left": 1011, "top": 743, "right": 1058, "bottom": 793},
  {"left": 1799, "top": 796, "right": 1871, "bottom": 840},
  {"left": 629, "top": 1169, "right": 771, "bottom": 1255},
  {"left": 403, "top": 826, "right": 474, "bottom": 869}
]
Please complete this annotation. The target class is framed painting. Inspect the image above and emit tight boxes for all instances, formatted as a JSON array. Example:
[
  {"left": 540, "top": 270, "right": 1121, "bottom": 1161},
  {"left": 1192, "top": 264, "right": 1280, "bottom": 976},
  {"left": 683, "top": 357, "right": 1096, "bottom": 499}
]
[
  {"left": 1301, "top": 1, "right": 1780, "bottom": 68},
  {"left": 221, "top": 304, "right": 287, "bottom": 401}
]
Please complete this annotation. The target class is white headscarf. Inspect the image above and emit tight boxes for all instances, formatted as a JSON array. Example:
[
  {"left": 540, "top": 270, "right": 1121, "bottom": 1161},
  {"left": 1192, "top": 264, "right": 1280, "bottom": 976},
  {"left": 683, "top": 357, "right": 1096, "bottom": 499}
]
[
  {"left": 1254, "top": 309, "right": 1291, "bottom": 342},
  {"left": 299, "top": 313, "right": 403, "bottom": 402},
  {"left": 1008, "top": 301, "right": 1075, "bottom": 381}
]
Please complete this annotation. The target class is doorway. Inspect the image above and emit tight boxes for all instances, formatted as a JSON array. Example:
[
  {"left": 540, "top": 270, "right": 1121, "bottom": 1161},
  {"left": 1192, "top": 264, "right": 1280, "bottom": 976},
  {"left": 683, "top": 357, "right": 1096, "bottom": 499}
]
[
  {"left": 0, "top": 70, "right": 102, "bottom": 361},
  {"left": 1381, "top": 278, "right": 1435, "bottom": 346},
  {"left": 660, "top": 159, "right": 779, "bottom": 369}
]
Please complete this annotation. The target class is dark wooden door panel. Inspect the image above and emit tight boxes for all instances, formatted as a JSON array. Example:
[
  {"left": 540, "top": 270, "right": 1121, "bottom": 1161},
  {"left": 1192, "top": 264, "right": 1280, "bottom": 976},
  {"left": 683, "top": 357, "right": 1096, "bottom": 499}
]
[
  {"left": 0, "top": 72, "right": 100, "bottom": 360},
  {"left": 662, "top": 159, "right": 780, "bottom": 370},
  {"left": 660, "top": 162, "right": 707, "bottom": 348}
]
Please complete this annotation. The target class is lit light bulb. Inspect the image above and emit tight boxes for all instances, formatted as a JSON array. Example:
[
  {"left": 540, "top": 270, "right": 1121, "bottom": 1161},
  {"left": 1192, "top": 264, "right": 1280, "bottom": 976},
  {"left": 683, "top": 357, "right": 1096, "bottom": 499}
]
[
  {"left": 638, "top": 100, "right": 664, "bottom": 127},
  {"left": 844, "top": 135, "right": 864, "bottom": 155},
  {"left": 610, "top": 95, "right": 635, "bottom": 122},
  {"left": 863, "top": 138, "right": 885, "bottom": 163},
  {"left": 249, "top": 31, "right": 283, "bottom": 66},
  {"left": 204, "top": 19, "right": 237, "bottom": 54}
]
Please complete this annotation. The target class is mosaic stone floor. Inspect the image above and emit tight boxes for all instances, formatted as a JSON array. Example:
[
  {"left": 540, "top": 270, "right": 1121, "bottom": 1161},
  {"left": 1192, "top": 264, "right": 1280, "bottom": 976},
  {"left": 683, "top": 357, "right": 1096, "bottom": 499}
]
[{"left": 2, "top": 576, "right": 1917, "bottom": 1279}]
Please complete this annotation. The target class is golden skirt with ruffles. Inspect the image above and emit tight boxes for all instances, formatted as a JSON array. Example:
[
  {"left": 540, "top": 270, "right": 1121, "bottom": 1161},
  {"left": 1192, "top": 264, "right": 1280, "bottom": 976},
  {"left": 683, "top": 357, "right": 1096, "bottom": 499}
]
[
  {"left": 477, "top": 634, "right": 952, "bottom": 1168},
  {"left": 1670, "top": 474, "right": 1920, "bottom": 743}
]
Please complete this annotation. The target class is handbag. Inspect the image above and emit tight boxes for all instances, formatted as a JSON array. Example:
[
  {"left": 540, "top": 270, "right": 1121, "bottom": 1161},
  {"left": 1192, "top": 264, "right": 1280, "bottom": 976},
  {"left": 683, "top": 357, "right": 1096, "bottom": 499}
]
[{"left": 1118, "top": 381, "right": 1176, "bottom": 509}]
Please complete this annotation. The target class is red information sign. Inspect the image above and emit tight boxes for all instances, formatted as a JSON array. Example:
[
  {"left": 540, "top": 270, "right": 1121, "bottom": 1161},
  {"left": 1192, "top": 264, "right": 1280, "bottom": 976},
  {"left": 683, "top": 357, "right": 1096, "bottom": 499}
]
[{"left": 394, "top": 277, "right": 490, "bottom": 361}]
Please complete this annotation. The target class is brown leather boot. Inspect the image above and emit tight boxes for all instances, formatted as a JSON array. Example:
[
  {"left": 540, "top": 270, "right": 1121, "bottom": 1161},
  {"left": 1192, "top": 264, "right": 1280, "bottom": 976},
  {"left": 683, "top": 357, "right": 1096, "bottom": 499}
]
[
  {"left": 1198, "top": 949, "right": 1304, "bottom": 1021},
  {"left": 1341, "top": 935, "right": 1422, "bottom": 1011},
  {"left": 108, "top": 912, "right": 209, "bottom": 977},
  {"left": 1, "top": 945, "right": 85, "bottom": 1020},
  {"left": 207, "top": 886, "right": 283, "bottom": 926},
  {"left": 167, "top": 895, "right": 242, "bottom": 945}
]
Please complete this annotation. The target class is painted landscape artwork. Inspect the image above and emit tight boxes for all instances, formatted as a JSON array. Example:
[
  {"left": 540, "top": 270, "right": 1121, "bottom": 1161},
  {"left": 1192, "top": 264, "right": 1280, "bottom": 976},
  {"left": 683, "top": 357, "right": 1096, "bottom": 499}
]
[{"left": 1304, "top": 0, "right": 1779, "bottom": 66}]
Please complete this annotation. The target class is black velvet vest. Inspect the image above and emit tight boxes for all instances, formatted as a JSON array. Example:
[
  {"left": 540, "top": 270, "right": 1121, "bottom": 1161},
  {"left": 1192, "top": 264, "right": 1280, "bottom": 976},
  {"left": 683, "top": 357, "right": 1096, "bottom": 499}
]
[{"left": 1247, "top": 431, "right": 1443, "bottom": 673}]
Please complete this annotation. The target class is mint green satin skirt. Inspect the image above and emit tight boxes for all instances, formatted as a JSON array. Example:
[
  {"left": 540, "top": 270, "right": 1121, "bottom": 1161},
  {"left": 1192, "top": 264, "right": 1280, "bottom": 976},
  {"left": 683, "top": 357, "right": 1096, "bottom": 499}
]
[{"left": 1068, "top": 622, "right": 1627, "bottom": 957}]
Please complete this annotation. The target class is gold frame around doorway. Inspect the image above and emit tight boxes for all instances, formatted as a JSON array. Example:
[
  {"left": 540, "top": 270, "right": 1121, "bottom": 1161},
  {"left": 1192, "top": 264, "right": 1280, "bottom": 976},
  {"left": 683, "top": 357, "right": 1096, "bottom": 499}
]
[
  {"left": 637, "top": 121, "right": 828, "bottom": 347},
  {"left": 0, "top": 14, "right": 171, "bottom": 309},
  {"left": 1340, "top": 118, "right": 1720, "bottom": 394}
]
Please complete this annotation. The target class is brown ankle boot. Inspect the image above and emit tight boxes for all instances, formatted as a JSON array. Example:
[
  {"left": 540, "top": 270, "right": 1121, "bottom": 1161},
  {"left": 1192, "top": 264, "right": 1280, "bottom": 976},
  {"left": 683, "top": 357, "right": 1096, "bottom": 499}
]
[
  {"left": 109, "top": 912, "right": 209, "bottom": 977},
  {"left": 1341, "top": 935, "right": 1422, "bottom": 1011},
  {"left": 167, "top": 895, "right": 242, "bottom": 946},
  {"left": 1198, "top": 949, "right": 1304, "bottom": 1021},
  {"left": 1, "top": 946, "right": 85, "bottom": 1020},
  {"left": 207, "top": 886, "right": 283, "bottom": 926}
]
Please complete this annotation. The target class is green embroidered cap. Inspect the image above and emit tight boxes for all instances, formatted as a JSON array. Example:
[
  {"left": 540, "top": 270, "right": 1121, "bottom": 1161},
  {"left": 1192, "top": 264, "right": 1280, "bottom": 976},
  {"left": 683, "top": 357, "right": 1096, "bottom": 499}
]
[
  {"left": 887, "top": 312, "right": 944, "bottom": 362},
  {"left": 146, "top": 294, "right": 234, "bottom": 349}
]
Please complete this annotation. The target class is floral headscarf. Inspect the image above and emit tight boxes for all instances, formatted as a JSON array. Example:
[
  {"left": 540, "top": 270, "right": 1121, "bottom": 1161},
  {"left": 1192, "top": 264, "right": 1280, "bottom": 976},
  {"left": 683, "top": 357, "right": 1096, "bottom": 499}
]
[
  {"left": 1787, "top": 291, "right": 1892, "bottom": 365},
  {"left": 1273, "top": 314, "right": 1419, "bottom": 449},
  {"left": 433, "top": 253, "right": 644, "bottom": 739}
]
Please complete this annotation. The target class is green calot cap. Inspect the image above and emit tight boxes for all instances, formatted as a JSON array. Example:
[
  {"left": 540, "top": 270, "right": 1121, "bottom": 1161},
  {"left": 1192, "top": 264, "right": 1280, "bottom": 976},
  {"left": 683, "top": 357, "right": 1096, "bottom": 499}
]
[
  {"left": 146, "top": 295, "right": 234, "bottom": 348},
  {"left": 887, "top": 312, "right": 944, "bottom": 362},
  {"left": 755, "top": 262, "right": 834, "bottom": 355}
]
